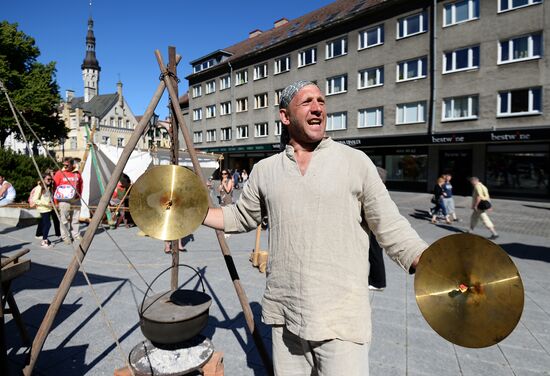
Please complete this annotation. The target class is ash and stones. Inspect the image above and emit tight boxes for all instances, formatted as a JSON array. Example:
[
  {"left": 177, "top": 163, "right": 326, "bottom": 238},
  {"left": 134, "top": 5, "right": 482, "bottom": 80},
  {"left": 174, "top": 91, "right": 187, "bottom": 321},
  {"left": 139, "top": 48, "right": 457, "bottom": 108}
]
[{"left": 130, "top": 337, "right": 214, "bottom": 375}]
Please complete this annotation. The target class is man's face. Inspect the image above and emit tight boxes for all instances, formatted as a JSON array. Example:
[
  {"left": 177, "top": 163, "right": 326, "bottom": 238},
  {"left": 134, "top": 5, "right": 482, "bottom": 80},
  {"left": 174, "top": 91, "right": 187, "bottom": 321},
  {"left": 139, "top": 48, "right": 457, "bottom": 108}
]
[{"left": 280, "top": 85, "right": 326, "bottom": 145}]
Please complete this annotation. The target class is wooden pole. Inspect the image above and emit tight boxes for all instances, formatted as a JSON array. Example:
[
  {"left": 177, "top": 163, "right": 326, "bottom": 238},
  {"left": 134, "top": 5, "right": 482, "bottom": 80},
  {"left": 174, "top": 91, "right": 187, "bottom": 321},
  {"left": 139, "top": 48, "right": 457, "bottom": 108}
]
[
  {"left": 154, "top": 49, "right": 273, "bottom": 375},
  {"left": 168, "top": 46, "right": 180, "bottom": 291},
  {"left": 22, "top": 59, "right": 178, "bottom": 375}
]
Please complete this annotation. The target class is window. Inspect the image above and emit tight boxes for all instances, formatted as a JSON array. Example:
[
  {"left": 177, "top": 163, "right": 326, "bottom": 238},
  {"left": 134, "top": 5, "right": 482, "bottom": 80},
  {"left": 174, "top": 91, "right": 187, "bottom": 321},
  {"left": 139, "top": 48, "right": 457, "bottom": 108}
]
[
  {"left": 193, "top": 58, "right": 216, "bottom": 73},
  {"left": 274, "top": 89, "right": 283, "bottom": 106},
  {"left": 126, "top": 120, "right": 130, "bottom": 129},
  {"left": 442, "top": 95, "right": 479, "bottom": 121},
  {"left": 499, "top": 33, "right": 542, "bottom": 64},
  {"left": 397, "top": 101, "right": 426, "bottom": 124},
  {"left": 110, "top": 118, "right": 115, "bottom": 126},
  {"left": 358, "top": 25, "right": 384, "bottom": 49},
  {"left": 205, "top": 80, "right": 216, "bottom": 94},
  {"left": 70, "top": 136, "right": 77, "bottom": 150},
  {"left": 236, "top": 125, "right": 249, "bottom": 139},
  {"left": 220, "top": 75, "right": 231, "bottom": 90},
  {"left": 298, "top": 47, "right": 317, "bottom": 67},
  {"left": 443, "top": 0, "right": 479, "bottom": 26},
  {"left": 235, "top": 70, "right": 248, "bottom": 85},
  {"left": 499, "top": 0, "right": 542, "bottom": 12},
  {"left": 102, "top": 135, "right": 110, "bottom": 145},
  {"left": 206, "top": 129, "right": 216, "bottom": 142},
  {"left": 498, "top": 87, "right": 542, "bottom": 116},
  {"left": 193, "top": 131, "right": 203, "bottom": 143},
  {"left": 326, "top": 112, "right": 347, "bottom": 131},
  {"left": 274, "top": 56, "right": 290, "bottom": 74},
  {"left": 443, "top": 46, "right": 480, "bottom": 73},
  {"left": 254, "top": 93, "right": 268, "bottom": 109},
  {"left": 397, "top": 57, "right": 427, "bottom": 81},
  {"left": 397, "top": 11, "right": 428, "bottom": 38},
  {"left": 275, "top": 120, "right": 282, "bottom": 136},
  {"left": 236, "top": 97, "right": 248, "bottom": 112},
  {"left": 206, "top": 105, "right": 216, "bottom": 118},
  {"left": 253, "top": 63, "right": 268, "bottom": 80},
  {"left": 221, "top": 127, "right": 232, "bottom": 141},
  {"left": 326, "top": 75, "right": 347, "bottom": 95},
  {"left": 358, "top": 107, "right": 384, "bottom": 127},
  {"left": 358, "top": 66, "right": 384, "bottom": 89},
  {"left": 255, "top": 122, "right": 268, "bottom": 137},
  {"left": 70, "top": 117, "right": 77, "bottom": 129},
  {"left": 192, "top": 108, "right": 202, "bottom": 121},
  {"left": 326, "top": 37, "right": 347, "bottom": 59},
  {"left": 192, "top": 84, "right": 202, "bottom": 98},
  {"left": 117, "top": 137, "right": 124, "bottom": 147},
  {"left": 220, "top": 101, "right": 232, "bottom": 116},
  {"left": 118, "top": 118, "right": 122, "bottom": 127}
]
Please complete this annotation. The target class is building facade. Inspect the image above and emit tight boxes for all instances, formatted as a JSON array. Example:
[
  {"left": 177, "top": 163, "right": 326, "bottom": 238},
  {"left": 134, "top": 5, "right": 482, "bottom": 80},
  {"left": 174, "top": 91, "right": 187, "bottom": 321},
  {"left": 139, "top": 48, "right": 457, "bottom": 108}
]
[
  {"left": 56, "top": 17, "right": 145, "bottom": 160},
  {"left": 186, "top": 0, "right": 549, "bottom": 198}
]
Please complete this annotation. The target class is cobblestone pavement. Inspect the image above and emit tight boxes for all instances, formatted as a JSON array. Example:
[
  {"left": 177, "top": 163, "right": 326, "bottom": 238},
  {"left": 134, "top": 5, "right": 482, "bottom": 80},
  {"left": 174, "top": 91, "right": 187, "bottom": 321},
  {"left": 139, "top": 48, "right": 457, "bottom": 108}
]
[{"left": 1, "top": 190, "right": 549, "bottom": 375}]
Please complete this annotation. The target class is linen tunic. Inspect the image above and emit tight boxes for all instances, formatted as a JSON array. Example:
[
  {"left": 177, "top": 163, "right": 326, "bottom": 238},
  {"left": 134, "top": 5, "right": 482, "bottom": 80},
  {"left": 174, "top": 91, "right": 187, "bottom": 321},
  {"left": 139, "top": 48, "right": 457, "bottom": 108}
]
[{"left": 222, "top": 138, "right": 427, "bottom": 344}]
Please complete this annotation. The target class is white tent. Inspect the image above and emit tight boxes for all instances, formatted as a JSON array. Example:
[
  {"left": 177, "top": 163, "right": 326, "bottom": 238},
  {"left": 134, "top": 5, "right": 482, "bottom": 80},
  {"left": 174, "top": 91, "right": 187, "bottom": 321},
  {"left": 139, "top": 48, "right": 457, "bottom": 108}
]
[
  {"left": 80, "top": 144, "right": 152, "bottom": 219},
  {"left": 80, "top": 145, "right": 220, "bottom": 220}
]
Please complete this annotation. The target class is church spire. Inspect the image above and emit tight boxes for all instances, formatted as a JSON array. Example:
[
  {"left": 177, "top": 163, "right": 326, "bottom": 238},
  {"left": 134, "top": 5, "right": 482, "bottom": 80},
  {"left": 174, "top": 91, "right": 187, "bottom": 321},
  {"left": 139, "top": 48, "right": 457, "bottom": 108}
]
[
  {"left": 82, "top": 13, "right": 100, "bottom": 102},
  {"left": 81, "top": 17, "right": 100, "bottom": 71}
]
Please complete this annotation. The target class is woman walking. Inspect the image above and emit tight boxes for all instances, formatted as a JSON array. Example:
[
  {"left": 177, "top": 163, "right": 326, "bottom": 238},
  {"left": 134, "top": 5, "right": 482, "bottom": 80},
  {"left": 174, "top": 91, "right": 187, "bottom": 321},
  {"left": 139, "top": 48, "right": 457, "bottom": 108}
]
[
  {"left": 33, "top": 173, "right": 55, "bottom": 248},
  {"left": 431, "top": 176, "right": 452, "bottom": 224}
]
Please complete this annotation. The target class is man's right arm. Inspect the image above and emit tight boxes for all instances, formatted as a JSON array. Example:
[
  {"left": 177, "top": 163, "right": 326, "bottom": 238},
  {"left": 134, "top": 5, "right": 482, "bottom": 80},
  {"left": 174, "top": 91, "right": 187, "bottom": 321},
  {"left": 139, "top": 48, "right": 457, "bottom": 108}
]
[{"left": 203, "top": 207, "right": 224, "bottom": 231}]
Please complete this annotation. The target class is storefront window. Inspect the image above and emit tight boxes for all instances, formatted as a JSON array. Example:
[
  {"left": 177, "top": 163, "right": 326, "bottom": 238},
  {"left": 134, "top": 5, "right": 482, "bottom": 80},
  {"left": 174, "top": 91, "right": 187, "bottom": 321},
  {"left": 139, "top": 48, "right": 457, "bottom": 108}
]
[
  {"left": 486, "top": 144, "right": 549, "bottom": 195},
  {"left": 385, "top": 154, "right": 428, "bottom": 182}
]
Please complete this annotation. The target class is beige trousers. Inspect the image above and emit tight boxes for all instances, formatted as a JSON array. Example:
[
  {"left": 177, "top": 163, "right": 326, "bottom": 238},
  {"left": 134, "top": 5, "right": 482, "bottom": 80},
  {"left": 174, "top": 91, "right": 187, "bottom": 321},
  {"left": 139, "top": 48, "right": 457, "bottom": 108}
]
[
  {"left": 470, "top": 209, "right": 494, "bottom": 230},
  {"left": 272, "top": 326, "right": 369, "bottom": 376},
  {"left": 59, "top": 201, "right": 81, "bottom": 240}
]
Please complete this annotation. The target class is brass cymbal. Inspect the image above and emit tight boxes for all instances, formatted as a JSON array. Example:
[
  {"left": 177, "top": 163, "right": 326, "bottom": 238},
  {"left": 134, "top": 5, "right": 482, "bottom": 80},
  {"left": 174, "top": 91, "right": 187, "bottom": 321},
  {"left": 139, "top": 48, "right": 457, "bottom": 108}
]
[
  {"left": 129, "top": 165, "right": 209, "bottom": 240},
  {"left": 414, "top": 233, "right": 524, "bottom": 348}
]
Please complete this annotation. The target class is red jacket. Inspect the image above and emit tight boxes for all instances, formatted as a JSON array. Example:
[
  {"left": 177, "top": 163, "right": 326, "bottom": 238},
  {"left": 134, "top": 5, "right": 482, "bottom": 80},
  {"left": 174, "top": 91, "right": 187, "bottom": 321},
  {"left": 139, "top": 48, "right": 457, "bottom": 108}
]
[{"left": 53, "top": 168, "right": 83, "bottom": 202}]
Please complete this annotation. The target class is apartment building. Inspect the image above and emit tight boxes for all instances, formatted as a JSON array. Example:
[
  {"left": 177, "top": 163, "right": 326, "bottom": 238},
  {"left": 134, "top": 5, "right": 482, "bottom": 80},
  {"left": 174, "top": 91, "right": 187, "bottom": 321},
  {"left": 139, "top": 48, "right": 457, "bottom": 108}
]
[{"left": 186, "top": 0, "right": 549, "bottom": 198}]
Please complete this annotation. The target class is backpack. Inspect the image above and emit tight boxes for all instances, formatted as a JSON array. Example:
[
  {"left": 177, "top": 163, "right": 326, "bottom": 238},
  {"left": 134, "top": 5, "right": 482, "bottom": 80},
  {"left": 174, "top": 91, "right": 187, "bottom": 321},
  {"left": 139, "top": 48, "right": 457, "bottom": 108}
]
[
  {"left": 28, "top": 186, "right": 38, "bottom": 208},
  {"left": 54, "top": 184, "right": 77, "bottom": 201}
]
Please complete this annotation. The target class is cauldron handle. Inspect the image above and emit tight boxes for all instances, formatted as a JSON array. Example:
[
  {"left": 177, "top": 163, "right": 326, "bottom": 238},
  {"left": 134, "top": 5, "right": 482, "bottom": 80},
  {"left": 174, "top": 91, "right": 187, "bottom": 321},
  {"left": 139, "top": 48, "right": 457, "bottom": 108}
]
[{"left": 139, "top": 263, "right": 206, "bottom": 317}]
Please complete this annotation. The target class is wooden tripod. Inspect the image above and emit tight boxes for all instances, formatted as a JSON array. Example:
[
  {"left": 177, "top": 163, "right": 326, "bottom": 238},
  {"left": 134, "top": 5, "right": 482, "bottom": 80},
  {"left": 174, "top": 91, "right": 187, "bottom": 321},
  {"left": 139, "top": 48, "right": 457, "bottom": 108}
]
[{"left": 22, "top": 47, "right": 273, "bottom": 376}]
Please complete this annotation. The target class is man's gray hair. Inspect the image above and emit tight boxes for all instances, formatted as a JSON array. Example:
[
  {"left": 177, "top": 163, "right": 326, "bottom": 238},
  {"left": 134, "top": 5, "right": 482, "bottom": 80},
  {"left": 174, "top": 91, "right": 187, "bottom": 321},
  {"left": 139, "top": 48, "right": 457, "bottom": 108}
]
[{"left": 279, "top": 80, "right": 317, "bottom": 109}]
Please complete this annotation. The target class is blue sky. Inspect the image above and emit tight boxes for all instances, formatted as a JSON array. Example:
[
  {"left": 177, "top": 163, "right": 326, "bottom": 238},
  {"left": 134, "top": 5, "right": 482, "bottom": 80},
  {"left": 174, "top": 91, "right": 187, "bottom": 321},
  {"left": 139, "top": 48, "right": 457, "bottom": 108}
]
[{"left": 3, "top": 0, "right": 334, "bottom": 119}]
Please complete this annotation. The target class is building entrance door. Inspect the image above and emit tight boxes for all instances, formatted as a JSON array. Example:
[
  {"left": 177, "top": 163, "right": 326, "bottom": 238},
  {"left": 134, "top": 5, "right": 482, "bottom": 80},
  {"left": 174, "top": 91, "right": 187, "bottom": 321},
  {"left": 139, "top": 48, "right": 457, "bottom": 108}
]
[{"left": 439, "top": 149, "right": 472, "bottom": 196}]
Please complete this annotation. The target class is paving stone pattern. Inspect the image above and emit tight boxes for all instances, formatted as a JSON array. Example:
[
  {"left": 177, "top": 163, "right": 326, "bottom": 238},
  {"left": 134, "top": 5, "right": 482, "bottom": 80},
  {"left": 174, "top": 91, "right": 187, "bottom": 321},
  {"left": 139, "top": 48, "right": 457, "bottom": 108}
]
[{"left": 1, "top": 191, "right": 549, "bottom": 375}]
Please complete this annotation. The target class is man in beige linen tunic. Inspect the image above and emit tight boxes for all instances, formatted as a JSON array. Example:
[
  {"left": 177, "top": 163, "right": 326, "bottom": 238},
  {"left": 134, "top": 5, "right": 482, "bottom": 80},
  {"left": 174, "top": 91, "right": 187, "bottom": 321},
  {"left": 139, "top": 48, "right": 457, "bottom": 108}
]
[{"left": 203, "top": 81, "right": 428, "bottom": 375}]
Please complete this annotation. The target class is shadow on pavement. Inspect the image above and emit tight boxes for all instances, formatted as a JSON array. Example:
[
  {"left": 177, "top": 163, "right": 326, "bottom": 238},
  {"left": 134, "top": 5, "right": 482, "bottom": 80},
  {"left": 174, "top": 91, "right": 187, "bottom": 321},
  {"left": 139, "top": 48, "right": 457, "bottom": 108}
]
[
  {"left": 522, "top": 204, "right": 550, "bottom": 211},
  {"left": 0, "top": 242, "right": 31, "bottom": 255},
  {"left": 501, "top": 243, "right": 550, "bottom": 263}
]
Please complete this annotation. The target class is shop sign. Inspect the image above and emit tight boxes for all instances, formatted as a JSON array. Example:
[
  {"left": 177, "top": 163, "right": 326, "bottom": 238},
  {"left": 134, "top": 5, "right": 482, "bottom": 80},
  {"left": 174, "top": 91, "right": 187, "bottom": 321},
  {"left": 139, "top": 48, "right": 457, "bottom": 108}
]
[
  {"left": 431, "top": 134, "right": 465, "bottom": 143},
  {"left": 490, "top": 131, "right": 531, "bottom": 141}
]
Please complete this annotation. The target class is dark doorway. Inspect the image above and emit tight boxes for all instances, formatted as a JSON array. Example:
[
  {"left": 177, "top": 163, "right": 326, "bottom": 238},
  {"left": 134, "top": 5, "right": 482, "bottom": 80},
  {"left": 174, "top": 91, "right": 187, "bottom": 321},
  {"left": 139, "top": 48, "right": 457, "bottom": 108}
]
[{"left": 439, "top": 149, "right": 472, "bottom": 196}]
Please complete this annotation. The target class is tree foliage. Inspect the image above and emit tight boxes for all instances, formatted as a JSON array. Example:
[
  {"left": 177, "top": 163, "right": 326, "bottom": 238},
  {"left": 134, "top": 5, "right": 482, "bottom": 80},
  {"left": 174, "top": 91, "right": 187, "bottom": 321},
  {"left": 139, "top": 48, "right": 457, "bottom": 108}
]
[
  {"left": 0, "top": 147, "right": 57, "bottom": 202},
  {"left": 0, "top": 21, "right": 67, "bottom": 148}
]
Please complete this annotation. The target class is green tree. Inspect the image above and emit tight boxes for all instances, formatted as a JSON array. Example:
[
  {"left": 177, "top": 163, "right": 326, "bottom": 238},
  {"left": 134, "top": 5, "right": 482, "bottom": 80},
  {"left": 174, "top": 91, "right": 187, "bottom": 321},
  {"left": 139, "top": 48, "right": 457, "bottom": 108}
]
[{"left": 0, "top": 21, "right": 67, "bottom": 150}]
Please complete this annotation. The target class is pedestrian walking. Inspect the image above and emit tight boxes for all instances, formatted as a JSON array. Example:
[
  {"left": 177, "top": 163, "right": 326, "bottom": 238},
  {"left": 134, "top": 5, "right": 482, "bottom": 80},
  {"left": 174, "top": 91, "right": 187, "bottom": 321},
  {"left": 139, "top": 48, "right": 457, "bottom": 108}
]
[
  {"left": 232, "top": 169, "right": 240, "bottom": 189},
  {"left": 33, "top": 173, "right": 55, "bottom": 248},
  {"left": 468, "top": 176, "right": 499, "bottom": 239},
  {"left": 431, "top": 176, "right": 452, "bottom": 224},
  {"left": 218, "top": 169, "right": 234, "bottom": 206},
  {"left": 442, "top": 173, "right": 458, "bottom": 222},
  {"left": 202, "top": 80, "right": 427, "bottom": 375},
  {"left": 0, "top": 174, "right": 16, "bottom": 207},
  {"left": 53, "top": 157, "right": 83, "bottom": 244}
]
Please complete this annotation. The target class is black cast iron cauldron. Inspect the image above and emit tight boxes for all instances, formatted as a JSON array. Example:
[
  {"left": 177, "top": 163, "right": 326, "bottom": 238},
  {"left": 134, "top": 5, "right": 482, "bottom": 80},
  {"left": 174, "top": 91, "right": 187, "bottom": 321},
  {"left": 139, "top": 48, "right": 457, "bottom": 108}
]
[{"left": 139, "top": 264, "right": 212, "bottom": 345}]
